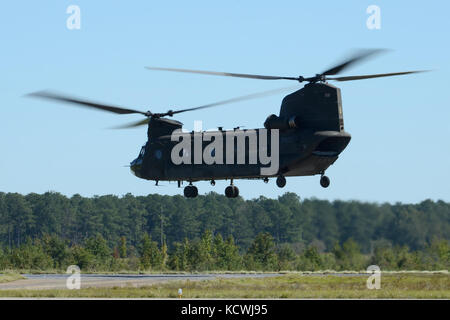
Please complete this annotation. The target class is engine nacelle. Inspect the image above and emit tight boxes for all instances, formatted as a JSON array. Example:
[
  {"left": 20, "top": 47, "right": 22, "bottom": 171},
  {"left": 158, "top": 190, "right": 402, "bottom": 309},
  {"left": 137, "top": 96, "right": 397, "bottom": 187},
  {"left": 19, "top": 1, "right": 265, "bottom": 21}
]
[{"left": 264, "top": 114, "right": 300, "bottom": 130}]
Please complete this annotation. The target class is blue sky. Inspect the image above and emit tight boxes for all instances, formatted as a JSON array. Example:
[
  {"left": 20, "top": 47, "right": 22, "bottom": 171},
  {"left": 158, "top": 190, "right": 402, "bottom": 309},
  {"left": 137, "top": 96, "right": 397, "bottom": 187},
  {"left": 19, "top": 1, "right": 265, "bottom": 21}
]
[{"left": 1, "top": 1, "right": 449, "bottom": 203}]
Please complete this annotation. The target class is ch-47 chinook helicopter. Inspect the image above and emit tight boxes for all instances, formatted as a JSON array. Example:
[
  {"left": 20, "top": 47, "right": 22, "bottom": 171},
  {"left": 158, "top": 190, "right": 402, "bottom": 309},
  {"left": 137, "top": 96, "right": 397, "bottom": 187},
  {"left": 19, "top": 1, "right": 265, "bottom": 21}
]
[{"left": 28, "top": 49, "right": 425, "bottom": 198}]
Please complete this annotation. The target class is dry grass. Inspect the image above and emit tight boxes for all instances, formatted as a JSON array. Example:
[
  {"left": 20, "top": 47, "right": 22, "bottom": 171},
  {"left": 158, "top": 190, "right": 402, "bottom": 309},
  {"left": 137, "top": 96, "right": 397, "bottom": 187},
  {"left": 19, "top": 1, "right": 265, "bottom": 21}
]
[
  {"left": 0, "top": 273, "right": 448, "bottom": 298},
  {"left": 0, "top": 273, "right": 25, "bottom": 284}
]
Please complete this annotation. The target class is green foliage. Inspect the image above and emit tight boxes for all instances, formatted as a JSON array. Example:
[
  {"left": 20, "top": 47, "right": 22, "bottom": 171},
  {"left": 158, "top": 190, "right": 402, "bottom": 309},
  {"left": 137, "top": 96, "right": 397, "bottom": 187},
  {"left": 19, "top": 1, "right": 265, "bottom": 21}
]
[
  {"left": 85, "top": 235, "right": 111, "bottom": 267},
  {"left": 245, "top": 233, "right": 278, "bottom": 270},
  {"left": 214, "top": 235, "right": 242, "bottom": 270},
  {"left": 40, "top": 234, "right": 70, "bottom": 268},
  {"left": 195, "top": 230, "right": 215, "bottom": 270},
  {"left": 332, "top": 239, "right": 367, "bottom": 270},
  {"left": 119, "top": 236, "right": 127, "bottom": 259},
  {"left": 0, "top": 192, "right": 449, "bottom": 272},
  {"left": 68, "top": 245, "right": 93, "bottom": 270},
  {"left": 426, "top": 239, "right": 450, "bottom": 269},
  {"left": 1, "top": 192, "right": 449, "bottom": 253},
  {"left": 7, "top": 239, "right": 53, "bottom": 270},
  {"left": 297, "top": 246, "right": 323, "bottom": 271},
  {"left": 276, "top": 243, "right": 296, "bottom": 270},
  {"left": 0, "top": 234, "right": 448, "bottom": 272},
  {"left": 139, "top": 233, "right": 163, "bottom": 270}
]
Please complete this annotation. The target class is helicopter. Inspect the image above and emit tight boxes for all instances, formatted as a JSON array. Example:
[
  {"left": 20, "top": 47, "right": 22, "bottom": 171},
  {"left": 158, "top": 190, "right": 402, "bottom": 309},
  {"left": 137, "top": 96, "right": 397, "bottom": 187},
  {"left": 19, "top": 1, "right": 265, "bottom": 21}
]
[{"left": 28, "top": 49, "right": 425, "bottom": 198}]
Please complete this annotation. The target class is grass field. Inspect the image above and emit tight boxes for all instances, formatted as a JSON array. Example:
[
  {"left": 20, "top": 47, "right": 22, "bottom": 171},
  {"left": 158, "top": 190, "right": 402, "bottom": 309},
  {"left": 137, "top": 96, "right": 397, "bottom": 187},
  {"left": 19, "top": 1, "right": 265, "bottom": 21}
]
[
  {"left": 0, "top": 273, "right": 448, "bottom": 298},
  {"left": 0, "top": 273, "right": 25, "bottom": 284}
]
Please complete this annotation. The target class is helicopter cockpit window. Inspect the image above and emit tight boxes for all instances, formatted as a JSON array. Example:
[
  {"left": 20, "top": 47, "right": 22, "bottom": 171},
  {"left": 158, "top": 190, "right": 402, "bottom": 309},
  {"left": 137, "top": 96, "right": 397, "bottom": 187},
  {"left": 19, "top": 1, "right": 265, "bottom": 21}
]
[{"left": 139, "top": 145, "right": 146, "bottom": 158}]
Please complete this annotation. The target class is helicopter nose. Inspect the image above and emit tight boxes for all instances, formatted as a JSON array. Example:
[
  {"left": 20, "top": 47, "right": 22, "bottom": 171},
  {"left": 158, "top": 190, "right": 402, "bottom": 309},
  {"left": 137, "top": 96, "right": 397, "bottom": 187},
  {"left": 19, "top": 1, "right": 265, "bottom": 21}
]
[{"left": 130, "top": 158, "right": 143, "bottom": 177}]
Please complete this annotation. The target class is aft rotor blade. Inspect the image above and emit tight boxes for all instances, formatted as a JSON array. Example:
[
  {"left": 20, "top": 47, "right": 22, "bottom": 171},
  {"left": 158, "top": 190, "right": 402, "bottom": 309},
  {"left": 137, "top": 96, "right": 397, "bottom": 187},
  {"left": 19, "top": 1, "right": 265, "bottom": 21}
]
[
  {"left": 146, "top": 66, "right": 299, "bottom": 81},
  {"left": 26, "top": 90, "right": 150, "bottom": 116},
  {"left": 321, "top": 49, "right": 387, "bottom": 76},
  {"left": 327, "top": 70, "right": 428, "bottom": 82},
  {"left": 169, "top": 86, "right": 298, "bottom": 116}
]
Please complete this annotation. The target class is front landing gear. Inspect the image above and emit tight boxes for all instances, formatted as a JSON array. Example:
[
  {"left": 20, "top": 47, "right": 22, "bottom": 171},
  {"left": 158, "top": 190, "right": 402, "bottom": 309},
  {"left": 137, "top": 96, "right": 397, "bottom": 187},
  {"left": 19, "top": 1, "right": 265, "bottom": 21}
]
[
  {"left": 225, "top": 185, "right": 239, "bottom": 198},
  {"left": 320, "top": 174, "right": 330, "bottom": 188},
  {"left": 225, "top": 180, "right": 239, "bottom": 198},
  {"left": 184, "top": 183, "right": 198, "bottom": 198},
  {"left": 276, "top": 175, "right": 286, "bottom": 188}
]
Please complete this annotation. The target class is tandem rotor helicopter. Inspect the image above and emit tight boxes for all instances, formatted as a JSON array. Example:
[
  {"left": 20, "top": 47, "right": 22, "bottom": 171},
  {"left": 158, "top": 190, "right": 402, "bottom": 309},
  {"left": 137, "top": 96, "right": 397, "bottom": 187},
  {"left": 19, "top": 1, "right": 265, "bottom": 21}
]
[{"left": 28, "top": 49, "right": 425, "bottom": 198}]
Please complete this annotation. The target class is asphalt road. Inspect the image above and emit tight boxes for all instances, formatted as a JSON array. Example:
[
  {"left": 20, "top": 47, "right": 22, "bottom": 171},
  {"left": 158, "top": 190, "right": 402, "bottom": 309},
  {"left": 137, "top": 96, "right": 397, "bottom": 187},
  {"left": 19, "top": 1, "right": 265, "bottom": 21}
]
[{"left": 0, "top": 273, "right": 282, "bottom": 290}]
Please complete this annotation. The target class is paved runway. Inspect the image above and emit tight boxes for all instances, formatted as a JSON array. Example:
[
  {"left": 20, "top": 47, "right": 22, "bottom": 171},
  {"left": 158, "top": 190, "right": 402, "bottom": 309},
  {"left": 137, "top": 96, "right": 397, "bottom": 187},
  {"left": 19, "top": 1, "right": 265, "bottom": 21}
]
[{"left": 0, "top": 273, "right": 281, "bottom": 290}]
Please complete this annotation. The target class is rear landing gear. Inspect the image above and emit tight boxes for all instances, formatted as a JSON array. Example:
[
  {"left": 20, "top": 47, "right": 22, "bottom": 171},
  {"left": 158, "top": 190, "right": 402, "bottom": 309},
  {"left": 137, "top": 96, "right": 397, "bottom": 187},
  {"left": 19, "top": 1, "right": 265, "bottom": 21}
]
[
  {"left": 320, "top": 175, "right": 330, "bottom": 188},
  {"left": 184, "top": 184, "right": 198, "bottom": 198}
]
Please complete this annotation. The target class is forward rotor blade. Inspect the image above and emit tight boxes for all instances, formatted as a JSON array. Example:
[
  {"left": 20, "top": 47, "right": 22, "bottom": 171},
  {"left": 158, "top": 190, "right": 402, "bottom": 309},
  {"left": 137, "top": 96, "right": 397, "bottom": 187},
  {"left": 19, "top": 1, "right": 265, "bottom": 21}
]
[
  {"left": 321, "top": 49, "right": 387, "bottom": 76},
  {"left": 112, "top": 86, "right": 297, "bottom": 129},
  {"left": 146, "top": 66, "right": 299, "bottom": 81},
  {"left": 169, "top": 86, "right": 297, "bottom": 116},
  {"left": 26, "top": 90, "right": 150, "bottom": 116},
  {"left": 111, "top": 118, "right": 150, "bottom": 129},
  {"left": 327, "top": 70, "right": 428, "bottom": 82}
]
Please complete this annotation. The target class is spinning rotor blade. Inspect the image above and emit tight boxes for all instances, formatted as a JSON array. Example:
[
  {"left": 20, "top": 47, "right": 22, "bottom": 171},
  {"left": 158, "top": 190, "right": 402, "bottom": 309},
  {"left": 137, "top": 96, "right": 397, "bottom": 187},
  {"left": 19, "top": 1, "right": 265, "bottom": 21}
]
[
  {"left": 147, "top": 49, "right": 395, "bottom": 83},
  {"left": 321, "top": 49, "right": 386, "bottom": 76},
  {"left": 112, "top": 118, "right": 150, "bottom": 129},
  {"left": 169, "top": 86, "right": 297, "bottom": 116},
  {"left": 113, "top": 86, "right": 296, "bottom": 129},
  {"left": 146, "top": 66, "right": 299, "bottom": 81},
  {"left": 26, "top": 90, "right": 151, "bottom": 116},
  {"left": 326, "top": 70, "right": 428, "bottom": 82}
]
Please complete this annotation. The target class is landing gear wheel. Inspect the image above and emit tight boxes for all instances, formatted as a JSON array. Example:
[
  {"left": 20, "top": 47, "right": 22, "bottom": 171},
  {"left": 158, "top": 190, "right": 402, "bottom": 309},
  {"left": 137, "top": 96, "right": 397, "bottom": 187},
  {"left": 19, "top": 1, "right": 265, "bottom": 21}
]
[
  {"left": 192, "top": 186, "right": 198, "bottom": 197},
  {"left": 276, "top": 176, "right": 286, "bottom": 188},
  {"left": 320, "top": 175, "right": 330, "bottom": 188},
  {"left": 225, "top": 185, "right": 239, "bottom": 198},
  {"left": 232, "top": 186, "right": 239, "bottom": 198},
  {"left": 184, "top": 185, "right": 198, "bottom": 198},
  {"left": 225, "top": 186, "right": 234, "bottom": 198}
]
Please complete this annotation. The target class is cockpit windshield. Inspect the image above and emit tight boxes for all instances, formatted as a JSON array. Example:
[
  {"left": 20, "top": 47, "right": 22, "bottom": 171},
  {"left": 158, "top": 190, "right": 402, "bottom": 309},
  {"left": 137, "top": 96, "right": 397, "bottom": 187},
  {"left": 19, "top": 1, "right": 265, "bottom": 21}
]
[
  {"left": 138, "top": 144, "right": 146, "bottom": 158},
  {"left": 138, "top": 144, "right": 147, "bottom": 159},
  {"left": 130, "top": 144, "right": 146, "bottom": 178}
]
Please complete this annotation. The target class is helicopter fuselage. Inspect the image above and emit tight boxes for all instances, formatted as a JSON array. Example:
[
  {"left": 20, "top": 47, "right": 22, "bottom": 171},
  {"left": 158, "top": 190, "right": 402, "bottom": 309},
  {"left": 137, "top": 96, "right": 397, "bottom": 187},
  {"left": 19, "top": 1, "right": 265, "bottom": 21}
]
[{"left": 130, "top": 83, "right": 351, "bottom": 184}]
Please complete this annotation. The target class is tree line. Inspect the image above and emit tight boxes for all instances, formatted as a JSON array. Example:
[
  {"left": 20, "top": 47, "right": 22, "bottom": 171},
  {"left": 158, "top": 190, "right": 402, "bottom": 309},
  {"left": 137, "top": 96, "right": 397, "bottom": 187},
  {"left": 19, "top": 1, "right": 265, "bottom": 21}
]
[
  {"left": 0, "top": 191, "right": 448, "bottom": 271},
  {"left": 0, "top": 232, "right": 448, "bottom": 271}
]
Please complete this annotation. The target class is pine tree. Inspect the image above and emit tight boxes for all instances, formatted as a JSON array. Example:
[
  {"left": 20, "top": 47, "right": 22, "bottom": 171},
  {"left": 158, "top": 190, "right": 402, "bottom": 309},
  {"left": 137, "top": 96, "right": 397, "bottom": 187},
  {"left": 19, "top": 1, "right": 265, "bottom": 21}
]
[
  {"left": 222, "top": 235, "right": 242, "bottom": 270},
  {"left": 139, "top": 233, "right": 162, "bottom": 270},
  {"left": 119, "top": 236, "right": 127, "bottom": 258},
  {"left": 245, "top": 233, "right": 278, "bottom": 271}
]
